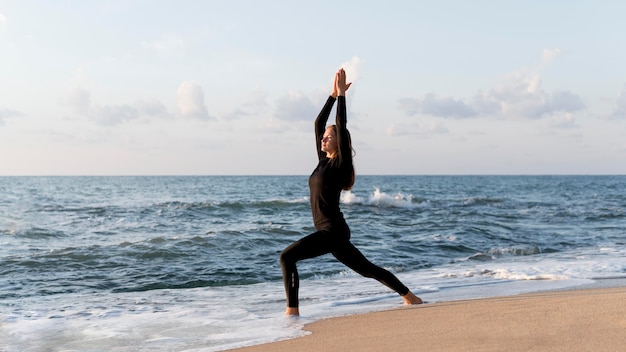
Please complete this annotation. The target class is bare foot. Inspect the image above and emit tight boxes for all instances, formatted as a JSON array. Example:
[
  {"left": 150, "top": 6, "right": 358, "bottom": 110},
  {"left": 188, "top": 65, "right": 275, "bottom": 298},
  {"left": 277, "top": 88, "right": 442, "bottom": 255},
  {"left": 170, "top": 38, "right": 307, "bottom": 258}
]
[
  {"left": 285, "top": 307, "right": 300, "bottom": 316},
  {"left": 402, "top": 291, "right": 423, "bottom": 305}
]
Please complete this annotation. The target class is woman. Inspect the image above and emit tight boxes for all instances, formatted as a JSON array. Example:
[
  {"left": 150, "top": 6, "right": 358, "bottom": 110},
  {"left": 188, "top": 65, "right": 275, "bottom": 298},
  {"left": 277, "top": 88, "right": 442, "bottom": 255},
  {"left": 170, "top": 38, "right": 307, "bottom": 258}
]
[{"left": 279, "top": 68, "right": 422, "bottom": 316}]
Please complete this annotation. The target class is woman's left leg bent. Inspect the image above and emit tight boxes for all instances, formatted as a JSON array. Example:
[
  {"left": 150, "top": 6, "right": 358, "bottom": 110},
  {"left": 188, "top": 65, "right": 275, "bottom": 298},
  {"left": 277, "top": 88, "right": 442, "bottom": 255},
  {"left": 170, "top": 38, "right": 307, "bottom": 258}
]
[{"left": 280, "top": 230, "right": 336, "bottom": 308}]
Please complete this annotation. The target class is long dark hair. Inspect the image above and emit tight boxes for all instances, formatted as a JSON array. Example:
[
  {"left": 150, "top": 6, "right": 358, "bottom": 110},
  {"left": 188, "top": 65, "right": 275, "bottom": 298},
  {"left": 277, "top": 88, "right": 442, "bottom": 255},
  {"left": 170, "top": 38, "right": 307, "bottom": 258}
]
[{"left": 329, "top": 125, "right": 356, "bottom": 190}]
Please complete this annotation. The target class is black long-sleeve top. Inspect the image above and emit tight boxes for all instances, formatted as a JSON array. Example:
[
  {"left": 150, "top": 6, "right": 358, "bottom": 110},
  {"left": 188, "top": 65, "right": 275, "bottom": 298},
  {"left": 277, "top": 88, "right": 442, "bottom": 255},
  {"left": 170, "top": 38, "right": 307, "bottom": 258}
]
[{"left": 308, "top": 96, "right": 353, "bottom": 230}]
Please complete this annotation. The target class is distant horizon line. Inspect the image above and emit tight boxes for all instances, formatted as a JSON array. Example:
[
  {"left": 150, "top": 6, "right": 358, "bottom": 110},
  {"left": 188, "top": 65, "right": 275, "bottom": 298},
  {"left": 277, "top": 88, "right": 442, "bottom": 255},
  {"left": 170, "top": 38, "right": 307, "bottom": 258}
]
[{"left": 1, "top": 174, "right": 624, "bottom": 177}]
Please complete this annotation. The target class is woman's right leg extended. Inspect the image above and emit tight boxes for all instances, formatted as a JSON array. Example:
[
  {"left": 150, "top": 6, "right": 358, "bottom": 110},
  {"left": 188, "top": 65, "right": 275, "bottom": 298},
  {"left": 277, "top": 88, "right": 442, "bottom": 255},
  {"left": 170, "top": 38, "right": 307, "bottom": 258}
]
[
  {"left": 280, "top": 230, "right": 335, "bottom": 308},
  {"left": 332, "top": 241, "right": 410, "bottom": 296}
]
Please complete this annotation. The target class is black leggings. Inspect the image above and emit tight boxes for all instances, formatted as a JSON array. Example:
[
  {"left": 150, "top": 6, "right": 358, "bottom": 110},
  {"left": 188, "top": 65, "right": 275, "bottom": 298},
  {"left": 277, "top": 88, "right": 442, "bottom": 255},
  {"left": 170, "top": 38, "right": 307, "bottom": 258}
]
[{"left": 279, "top": 225, "right": 410, "bottom": 308}]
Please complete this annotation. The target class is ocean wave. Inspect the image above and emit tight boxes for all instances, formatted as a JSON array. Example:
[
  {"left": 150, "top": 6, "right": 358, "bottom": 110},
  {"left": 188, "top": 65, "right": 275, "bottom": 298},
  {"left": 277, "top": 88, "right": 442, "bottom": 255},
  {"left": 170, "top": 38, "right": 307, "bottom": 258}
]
[
  {"left": 341, "top": 188, "right": 425, "bottom": 209},
  {"left": 461, "top": 197, "right": 504, "bottom": 206},
  {"left": 467, "top": 245, "right": 548, "bottom": 261},
  {"left": 442, "top": 268, "right": 570, "bottom": 281},
  {"left": 156, "top": 198, "right": 309, "bottom": 212},
  {"left": 34, "top": 204, "right": 124, "bottom": 218},
  {"left": 9, "top": 227, "right": 69, "bottom": 239},
  {"left": 2, "top": 175, "right": 625, "bottom": 308}
]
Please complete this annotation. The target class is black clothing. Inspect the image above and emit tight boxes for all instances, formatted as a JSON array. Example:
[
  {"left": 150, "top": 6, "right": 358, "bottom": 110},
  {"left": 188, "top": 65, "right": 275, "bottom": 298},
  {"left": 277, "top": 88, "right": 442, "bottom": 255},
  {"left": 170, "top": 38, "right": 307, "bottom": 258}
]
[
  {"left": 280, "top": 96, "right": 409, "bottom": 308},
  {"left": 309, "top": 96, "right": 352, "bottom": 229}
]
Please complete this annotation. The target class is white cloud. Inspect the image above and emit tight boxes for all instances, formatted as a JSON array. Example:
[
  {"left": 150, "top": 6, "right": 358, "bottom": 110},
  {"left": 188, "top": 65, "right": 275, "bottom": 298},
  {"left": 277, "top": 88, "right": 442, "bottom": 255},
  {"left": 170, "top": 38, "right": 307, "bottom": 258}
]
[
  {"left": 88, "top": 100, "right": 171, "bottom": 125},
  {"left": 399, "top": 94, "right": 477, "bottom": 119},
  {"left": 340, "top": 56, "right": 365, "bottom": 83},
  {"left": 0, "top": 108, "right": 23, "bottom": 125},
  {"left": 386, "top": 121, "right": 449, "bottom": 136},
  {"left": 541, "top": 48, "right": 563, "bottom": 66},
  {"left": 223, "top": 89, "right": 269, "bottom": 120},
  {"left": 550, "top": 90, "right": 585, "bottom": 113},
  {"left": 0, "top": 13, "right": 6, "bottom": 32},
  {"left": 609, "top": 84, "right": 626, "bottom": 119},
  {"left": 270, "top": 57, "right": 363, "bottom": 124},
  {"left": 64, "top": 86, "right": 92, "bottom": 115},
  {"left": 177, "top": 81, "right": 211, "bottom": 120},
  {"left": 63, "top": 80, "right": 171, "bottom": 124},
  {"left": 399, "top": 49, "right": 585, "bottom": 120},
  {"left": 397, "top": 98, "right": 420, "bottom": 116},
  {"left": 548, "top": 112, "right": 577, "bottom": 129},
  {"left": 89, "top": 100, "right": 170, "bottom": 125},
  {"left": 274, "top": 91, "right": 317, "bottom": 121},
  {"left": 143, "top": 33, "right": 184, "bottom": 57},
  {"left": 135, "top": 99, "right": 170, "bottom": 118},
  {"left": 470, "top": 90, "right": 500, "bottom": 116},
  {"left": 62, "top": 67, "right": 94, "bottom": 115},
  {"left": 92, "top": 104, "right": 139, "bottom": 125}
]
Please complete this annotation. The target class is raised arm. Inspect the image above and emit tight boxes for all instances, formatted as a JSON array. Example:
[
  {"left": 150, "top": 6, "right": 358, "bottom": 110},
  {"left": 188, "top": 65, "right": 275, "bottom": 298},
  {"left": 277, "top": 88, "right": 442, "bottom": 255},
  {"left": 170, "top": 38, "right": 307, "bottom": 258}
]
[
  {"left": 334, "top": 69, "right": 352, "bottom": 166},
  {"left": 314, "top": 96, "right": 336, "bottom": 160},
  {"left": 334, "top": 96, "right": 351, "bottom": 166}
]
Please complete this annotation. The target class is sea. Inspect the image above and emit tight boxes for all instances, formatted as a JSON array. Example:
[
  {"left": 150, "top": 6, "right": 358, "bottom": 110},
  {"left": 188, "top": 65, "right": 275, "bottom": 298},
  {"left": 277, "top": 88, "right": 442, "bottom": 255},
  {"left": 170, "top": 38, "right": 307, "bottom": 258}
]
[{"left": 1, "top": 175, "right": 625, "bottom": 351}]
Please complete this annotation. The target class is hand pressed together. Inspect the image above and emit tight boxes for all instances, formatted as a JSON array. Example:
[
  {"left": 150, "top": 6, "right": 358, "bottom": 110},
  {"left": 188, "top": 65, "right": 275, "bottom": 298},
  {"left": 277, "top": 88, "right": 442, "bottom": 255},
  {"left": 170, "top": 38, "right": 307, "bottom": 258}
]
[{"left": 331, "top": 68, "right": 352, "bottom": 98}]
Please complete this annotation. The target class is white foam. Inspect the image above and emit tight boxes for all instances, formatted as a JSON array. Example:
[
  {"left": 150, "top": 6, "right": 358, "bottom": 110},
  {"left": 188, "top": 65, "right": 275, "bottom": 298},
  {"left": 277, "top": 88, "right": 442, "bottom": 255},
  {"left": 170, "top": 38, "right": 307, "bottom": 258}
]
[
  {"left": 0, "top": 285, "right": 308, "bottom": 352},
  {"left": 2, "top": 245, "right": 623, "bottom": 351},
  {"left": 341, "top": 188, "right": 421, "bottom": 209}
]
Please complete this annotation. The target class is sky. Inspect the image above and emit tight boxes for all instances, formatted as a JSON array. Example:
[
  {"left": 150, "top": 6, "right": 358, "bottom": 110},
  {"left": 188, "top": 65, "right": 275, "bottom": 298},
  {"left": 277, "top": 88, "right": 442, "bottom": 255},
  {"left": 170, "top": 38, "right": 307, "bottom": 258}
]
[{"left": 1, "top": 0, "right": 625, "bottom": 175}]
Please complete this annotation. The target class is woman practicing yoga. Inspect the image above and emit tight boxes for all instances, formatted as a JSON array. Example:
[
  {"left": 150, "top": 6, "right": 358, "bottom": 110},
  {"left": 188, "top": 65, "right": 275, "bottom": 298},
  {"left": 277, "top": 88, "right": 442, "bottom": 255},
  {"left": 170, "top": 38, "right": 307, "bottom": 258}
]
[{"left": 279, "top": 68, "right": 422, "bottom": 316}]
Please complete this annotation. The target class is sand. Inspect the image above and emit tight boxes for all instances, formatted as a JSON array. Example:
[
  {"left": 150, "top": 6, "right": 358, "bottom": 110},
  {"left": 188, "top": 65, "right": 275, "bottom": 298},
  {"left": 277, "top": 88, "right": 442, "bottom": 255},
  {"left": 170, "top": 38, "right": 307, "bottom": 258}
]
[{"left": 230, "top": 287, "right": 626, "bottom": 351}]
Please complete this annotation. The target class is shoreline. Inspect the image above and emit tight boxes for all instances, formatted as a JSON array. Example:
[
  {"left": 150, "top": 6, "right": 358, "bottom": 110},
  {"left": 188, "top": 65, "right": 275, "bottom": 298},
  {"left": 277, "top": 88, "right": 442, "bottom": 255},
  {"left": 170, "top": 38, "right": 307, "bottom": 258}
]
[{"left": 230, "top": 285, "right": 626, "bottom": 352}]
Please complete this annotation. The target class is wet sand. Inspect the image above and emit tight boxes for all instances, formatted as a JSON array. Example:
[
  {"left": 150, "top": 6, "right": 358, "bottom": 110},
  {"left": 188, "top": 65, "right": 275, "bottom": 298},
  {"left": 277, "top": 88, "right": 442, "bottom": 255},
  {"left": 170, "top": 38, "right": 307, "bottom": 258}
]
[{"left": 230, "top": 287, "right": 626, "bottom": 351}]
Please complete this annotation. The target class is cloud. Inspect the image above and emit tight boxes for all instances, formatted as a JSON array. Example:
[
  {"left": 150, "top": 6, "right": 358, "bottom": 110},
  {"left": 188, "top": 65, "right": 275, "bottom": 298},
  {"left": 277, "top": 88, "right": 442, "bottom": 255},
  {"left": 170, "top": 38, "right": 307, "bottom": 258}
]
[
  {"left": 548, "top": 112, "right": 577, "bottom": 129},
  {"left": 62, "top": 67, "right": 94, "bottom": 116},
  {"left": 0, "top": 13, "right": 6, "bottom": 32},
  {"left": 63, "top": 84, "right": 171, "bottom": 125},
  {"left": 223, "top": 89, "right": 269, "bottom": 120},
  {"left": 609, "top": 84, "right": 626, "bottom": 119},
  {"left": 92, "top": 104, "right": 139, "bottom": 125},
  {"left": 550, "top": 90, "right": 585, "bottom": 113},
  {"left": 143, "top": 33, "right": 184, "bottom": 57},
  {"left": 541, "top": 48, "right": 563, "bottom": 67},
  {"left": 90, "top": 100, "right": 171, "bottom": 125},
  {"left": 400, "top": 94, "right": 477, "bottom": 119},
  {"left": 64, "top": 86, "right": 92, "bottom": 115},
  {"left": 274, "top": 91, "right": 317, "bottom": 121},
  {"left": 271, "top": 56, "right": 364, "bottom": 123},
  {"left": 135, "top": 99, "right": 170, "bottom": 117},
  {"left": 177, "top": 81, "right": 211, "bottom": 120},
  {"left": 386, "top": 121, "right": 449, "bottom": 136},
  {"left": 0, "top": 108, "right": 23, "bottom": 125},
  {"left": 340, "top": 56, "right": 365, "bottom": 83},
  {"left": 488, "top": 70, "right": 550, "bottom": 118},
  {"left": 399, "top": 49, "right": 585, "bottom": 120}
]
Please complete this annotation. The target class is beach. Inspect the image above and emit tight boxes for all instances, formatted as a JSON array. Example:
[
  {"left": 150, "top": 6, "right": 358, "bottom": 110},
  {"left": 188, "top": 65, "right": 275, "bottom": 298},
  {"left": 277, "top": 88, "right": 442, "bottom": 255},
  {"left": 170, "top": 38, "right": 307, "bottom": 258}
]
[{"left": 232, "top": 286, "right": 626, "bottom": 352}]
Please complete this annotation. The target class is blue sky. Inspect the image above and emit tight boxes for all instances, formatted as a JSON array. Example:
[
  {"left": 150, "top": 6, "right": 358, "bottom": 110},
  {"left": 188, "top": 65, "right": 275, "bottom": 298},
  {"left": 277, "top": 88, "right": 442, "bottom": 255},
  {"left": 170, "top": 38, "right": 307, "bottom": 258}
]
[{"left": 1, "top": 0, "right": 625, "bottom": 175}]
